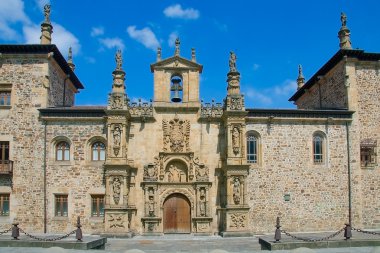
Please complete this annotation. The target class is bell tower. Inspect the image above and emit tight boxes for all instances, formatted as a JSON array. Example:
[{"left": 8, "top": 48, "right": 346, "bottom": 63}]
[{"left": 150, "top": 38, "right": 203, "bottom": 108}]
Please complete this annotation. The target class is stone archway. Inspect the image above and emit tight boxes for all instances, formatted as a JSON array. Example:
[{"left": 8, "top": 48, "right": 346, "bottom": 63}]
[{"left": 163, "top": 193, "right": 191, "bottom": 233}]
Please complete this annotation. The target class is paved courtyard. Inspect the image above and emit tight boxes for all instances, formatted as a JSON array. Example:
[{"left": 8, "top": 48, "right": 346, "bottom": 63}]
[{"left": 0, "top": 234, "right": 379, "bottom": 253}]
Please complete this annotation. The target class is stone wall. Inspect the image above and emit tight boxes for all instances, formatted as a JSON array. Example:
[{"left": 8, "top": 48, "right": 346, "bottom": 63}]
[
  {"left": 48, "top": 60, "right": 75, "bottom": 107},
  {"left": 0, "top": 56, "right": 48, "bottom": 231},
  {"left": 246, "top": 120, "right": 350, "bottom": 233},
  {"left": 296, "top": 62, "right": 347, "bottom": 110},
  {"left": 45, "top": 120, "right": 106, "bottom": 233},
  {"left": 355, "top": 64, "right": 380, "bottom": 228}
]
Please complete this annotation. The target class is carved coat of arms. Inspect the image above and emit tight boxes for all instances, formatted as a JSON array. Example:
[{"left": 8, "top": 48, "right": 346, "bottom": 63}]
[{"left": 163, "top": 114, "right": 190, "bottom": 152}]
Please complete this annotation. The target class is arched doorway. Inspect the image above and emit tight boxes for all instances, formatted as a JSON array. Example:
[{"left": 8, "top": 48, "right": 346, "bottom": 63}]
[{"left": 163, "top": 193, "right": 191, "bottom": 233}]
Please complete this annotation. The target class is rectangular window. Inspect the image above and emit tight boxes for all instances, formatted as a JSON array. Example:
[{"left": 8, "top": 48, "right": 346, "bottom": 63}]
[
  {"left": 0, "top": 142, "right": 10, "bottom": 173},
  {"left": 0, "top": 91, "right": 11, "bottom": 106},
  {"left": 91, "top": 195, "right": 104, "bottom": 217},
  {"left": 0, "top": 194, "right": 10, "bottom": 216},
  {"left": 247, "top": 136, "right": 258, "bottom": 163},
  {"left": 360, "top": 139, "right": 377, "bottom": 168},
  {"left": 55, "top": 195, "right": 68, "bottom": 217}
]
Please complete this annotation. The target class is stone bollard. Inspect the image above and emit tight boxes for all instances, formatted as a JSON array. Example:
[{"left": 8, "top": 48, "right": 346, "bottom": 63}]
[
  {"left": 11, "top": 222, "right": 19, "bottom": 240},
  {"left": 274, "top": 217, "right": 281, "bottom": 242},
  {"left": 344, "top": 223, "right": 352, "bottom": 240},
  {"left": 76, "top": 216, "right": 83, "bottom": 241}
]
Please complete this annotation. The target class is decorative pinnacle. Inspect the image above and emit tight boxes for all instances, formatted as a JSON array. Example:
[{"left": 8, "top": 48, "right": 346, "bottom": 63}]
[
  {"left": 297, "top": 64, "right": 305, "bottom": 90},
  {"left": 115, "top": 49, "right": 123, "bottom": 70},
  {"left": 43, "top": 4, "right": 51, "bottom": 24},
  {"left": 174, "top": 38, "right": 180, "bottom": 56},
  {"left": 157, "top": 47, "right": 162, "bottom": 62},
  {"left": 229, "top": 51, "right": 237, "bottom": 72},
  {"left": 67, "top": 47, "right": 75, "bottom": 71},
  {"left": 338, "top": 12, "right": 352, "bottom": 49},
  {"left": 191, "top": 48, "right": 196, "bottom": 62}
]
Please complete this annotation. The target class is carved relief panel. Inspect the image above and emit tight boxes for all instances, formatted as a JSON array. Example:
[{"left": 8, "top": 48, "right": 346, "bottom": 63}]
[{"left": 162, "top": 114, "right": 190, "bottom": 152}]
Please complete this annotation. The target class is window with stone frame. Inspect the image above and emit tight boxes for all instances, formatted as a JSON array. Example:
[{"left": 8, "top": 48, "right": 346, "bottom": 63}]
[
  {"left": 247, "top": 133, "right": 259, "bottom": 163},
  {"left": 55, "top": 194, "right": 68, "bottom": 217},
  {"left": 56, "top": 141, "right": 70, "bottom": 161},
  {"left": 0, "top": 141, "right": 10, "bottom": 173},
  {"left": 0, "top": 84, "right": 12, "bottom": 107},
  {"left": 91, "top": 195, "right": 105, "bottom": 217},
  {"left": 360, "top": 139, "right": 377, "bottom": 168},
  {"left": 313, "top": 133, "right": 324, "bottom": 164},
  {"left": 92, "top": 142, "right": 106, "bottom": 161},
  {"left": 0, "top": 194, "right": 10, "bottom": 216}
]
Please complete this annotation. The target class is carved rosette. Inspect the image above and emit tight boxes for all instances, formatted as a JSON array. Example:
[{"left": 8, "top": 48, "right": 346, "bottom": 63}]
[{"left": 162, "top": 114, "right": 190, "bottom": 152}]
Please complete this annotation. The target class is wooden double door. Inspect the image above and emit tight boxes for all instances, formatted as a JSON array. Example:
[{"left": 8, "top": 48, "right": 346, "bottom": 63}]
[{"left": 163, "top": 194, "right": 191, "bottom": 233}]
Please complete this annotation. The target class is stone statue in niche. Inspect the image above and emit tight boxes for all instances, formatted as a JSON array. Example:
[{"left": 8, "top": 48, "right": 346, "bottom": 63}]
[
  {"left": 167, "top": 164, "right": 181, "bottom": 182},
  {"left": 232, "top": 126, "right": 240, "bottom": 155},
  {"left": 148, "top": 196, "right": 155, "bottom": 217},
  {"left": 199, "top": 188, "right": 206, "bottom": 216},
  {"left": 232, "top": 177, "right": 241, "bottom": 204},
  {"left": 112, "top": 125, "right": 121, "bottom": 156},
  {"left": 112, "top": 177, "right": 122, "bottom": 205}
]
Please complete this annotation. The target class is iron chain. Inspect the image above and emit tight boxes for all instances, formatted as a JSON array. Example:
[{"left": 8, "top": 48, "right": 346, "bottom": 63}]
[
  {"left": 0, "top": 227, "right": 12, "bottom": 236},
  {"left": 281, "top": 227, "right": 345, "bottom": 242},
  {"left": 19, "top": 228, "right": 76, "bottom": 241},
  {"left": 352, "top": 227, "right": 380, "bottom": 236}
]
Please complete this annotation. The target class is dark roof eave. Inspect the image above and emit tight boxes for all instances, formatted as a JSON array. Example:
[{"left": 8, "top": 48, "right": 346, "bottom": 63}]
[
  {"left": 0, "top": 44, "right": 84, "bottom": 89},
  {"left": 289, "top": 49, "right": 380, "bottom": 102},
  {"left": 246, "top": 108, "right": 354, "bottom": 119}
]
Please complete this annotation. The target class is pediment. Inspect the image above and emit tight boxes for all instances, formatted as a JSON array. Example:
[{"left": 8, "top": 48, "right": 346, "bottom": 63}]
[{"left": 150, "top": 56, "right": 203, "bottom": 73}]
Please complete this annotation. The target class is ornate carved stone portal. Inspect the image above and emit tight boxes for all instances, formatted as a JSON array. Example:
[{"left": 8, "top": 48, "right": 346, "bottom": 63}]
[{"left": 141, "top": 115, "right": 213, "bottom": 234}]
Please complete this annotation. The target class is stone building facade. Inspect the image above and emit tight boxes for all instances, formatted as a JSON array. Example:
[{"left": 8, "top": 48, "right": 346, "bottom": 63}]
[{"left": 0, "top": 9, "right": 379, "bottom": 235}]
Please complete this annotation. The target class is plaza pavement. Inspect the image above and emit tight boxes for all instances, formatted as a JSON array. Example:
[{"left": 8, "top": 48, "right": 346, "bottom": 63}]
[{"left": 0, "top": 234, "right": 379, "bottom": 253}]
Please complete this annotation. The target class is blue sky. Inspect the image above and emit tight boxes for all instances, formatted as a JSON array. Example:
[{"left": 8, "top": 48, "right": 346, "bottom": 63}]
[{"left": 1, "top": 0, "right": 380, "bottom": 108}]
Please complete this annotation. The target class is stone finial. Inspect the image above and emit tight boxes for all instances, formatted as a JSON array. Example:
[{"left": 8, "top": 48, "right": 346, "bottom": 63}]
[
  {"left": 297, "top": 64, "right": 305, "bottom": 90},
  {"left": 229, "top": 51, "right": 237, "bottom": 72},
  {"left": 67, "top": 47, "right": 75, "bottom": 72},
  {"left": 157, "top": 47, "right": 162, "bottom": 62},
  {"left": 174, "top": 38, "right": 180, "bottom": 56},
  {"left": 191, "top": 48, "right": 196, "bottom": 62},
  {"left": 115, "top": 49, "right": 123, "bottom": 70},
  {"left": 44, "top": 4, "right": 51, "bottom": 24},
  {"left": 40, "top": 4, "right": 53, "bottom": 44},
  {"left": 338, "top": 12, "right": 352, "bottom": 49}
]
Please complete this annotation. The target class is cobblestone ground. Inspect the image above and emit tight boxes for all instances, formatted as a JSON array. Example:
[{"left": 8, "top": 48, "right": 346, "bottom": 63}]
[{"left": 0, "top": 233, "right": 379, "bottom": 253}]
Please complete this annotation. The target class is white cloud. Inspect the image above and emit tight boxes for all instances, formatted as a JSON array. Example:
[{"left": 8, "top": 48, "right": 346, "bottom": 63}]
[
  {"left": 127, "top": 26, "right": 160, "bottom": 51},
  {"left": 0, "top": 0, "right": 31, "bottom": 41},
  {"left": 35, "top": 0, "right": 50, "bottom": 12},
  {"left": 168, "top": 31, "right": 178, "bottom": 48},
  {"left": 163, "top": 4, "right": 200, "bottom": 20},
  {"left": 99, "top": 37, "right": 125, "bottom": 51},
  {"left": 23, "top": 23, "right": 81, "bottom": 57},
  {"left": 273, "top": 79, "right": 297, "bottom": 96},
  {"left": 91, "top": 26, "right": 104, "bottom": 37},
  {"left": 245, "top": 87, "right": 272, "bottom": 105}
]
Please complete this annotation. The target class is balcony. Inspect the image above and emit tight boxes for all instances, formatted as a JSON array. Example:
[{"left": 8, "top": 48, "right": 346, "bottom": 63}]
[{"left": 0, "top": 160, "right": 13, "bottom": 174}]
